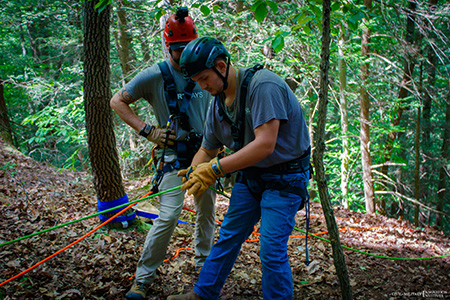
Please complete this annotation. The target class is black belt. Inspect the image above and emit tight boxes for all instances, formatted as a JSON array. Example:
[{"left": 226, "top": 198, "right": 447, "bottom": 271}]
[{"left": 244, "top": 146, "right": 311, "bottom": 175}]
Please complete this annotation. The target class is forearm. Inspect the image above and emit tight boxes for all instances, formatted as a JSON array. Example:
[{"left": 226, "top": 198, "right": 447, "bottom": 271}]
[
  {"left": 192, "top": 146, "right": 219, "bottom": 165},
  {"left": 218, "top": 119, "right": 280, "bottom": 174},
  {"left": 110, "top": 91, "right": 146, "bottom": 132},
  {"left": 219, "top": 140, "right": 271, "bottom": 174}
]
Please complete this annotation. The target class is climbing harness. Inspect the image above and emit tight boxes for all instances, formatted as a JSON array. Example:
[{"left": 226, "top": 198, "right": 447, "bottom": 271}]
[
  {"left": 217, "top": 64, "right": 263, "bottom": 152},
  {"left": 216, "top": 64, "right": 314, "bottom": 264},
  {"left": 148, "top": 61, "right": 203, "bottom": 193},
  {"left": 158, "top": 61, "right": 195, "bottom": 133},
  {"left": 235, "top": 148, "right": 312, "bottom": 265}
]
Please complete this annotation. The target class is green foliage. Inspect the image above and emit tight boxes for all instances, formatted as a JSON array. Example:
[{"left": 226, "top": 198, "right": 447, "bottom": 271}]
[
  {"left": 22, "top": 95, "right": 87, "bottom": 170},
  {"left": 1, "top": 0, "right": 449, "bottom": 233},
  {"left": 94, "top": 0, "right": 112, "bottom": 13}
]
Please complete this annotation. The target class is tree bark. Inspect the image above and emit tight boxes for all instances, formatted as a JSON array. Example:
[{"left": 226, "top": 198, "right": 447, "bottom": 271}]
[
  {"left": 114, "top": 0, "right": 133, "bottom": 84},
  {"left": 0, "top": 80, "right": 13, "bottom": 145},
  {"left": 339, "top": 23, "right": 350, "bottom": 209},
  {"left": 436, "top": 83, "right": 450, "bottom": 227},
  {"left": 360, "top": 0, "right": 375, "bottom": 214},
  {"left": 420, "top": 0, "right": 438, "bottom": 210},
  {"left": 414, "top": 105, "right": 421, "bottom": 227},
  {"left": 313, "top": 1, "right": 352, "bottom": 299},
  {"left": 237, "top": 1, "right": 244, "bottom": 13},
  {"left": 83, "top": 0, "right": 128, "bottom": 226},
  {"left": 160, "top": 0, "right": 172, "bottom": 60},
  {"left": 381, "top": 0, "right": 417, "bottom": 184}
]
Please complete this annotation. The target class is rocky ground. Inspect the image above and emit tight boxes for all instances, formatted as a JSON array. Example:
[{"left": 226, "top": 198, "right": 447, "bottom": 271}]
[{"left": 1, "top": 139, "right": 449, "bottom": 300}]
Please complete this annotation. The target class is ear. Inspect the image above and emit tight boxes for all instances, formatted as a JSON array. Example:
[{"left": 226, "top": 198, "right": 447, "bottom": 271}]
[
  {"left": 165, "top": 42, "right": 171, "bottom": 51},
  {"left": 215, "top": 60, "right": 227, "bottom": 75}
]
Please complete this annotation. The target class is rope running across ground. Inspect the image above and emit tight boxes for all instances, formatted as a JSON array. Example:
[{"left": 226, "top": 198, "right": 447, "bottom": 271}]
[{"left": 2, "top": 185, "right": 449, "bottom": 287}]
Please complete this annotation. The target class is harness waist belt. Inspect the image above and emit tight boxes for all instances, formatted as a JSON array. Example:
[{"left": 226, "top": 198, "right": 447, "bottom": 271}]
[
  {"left": 264, "top": 155, "right": 310, "bottom": 174},
  {"left": 248, "top": 147, "right": 311, "bottom": 175}
]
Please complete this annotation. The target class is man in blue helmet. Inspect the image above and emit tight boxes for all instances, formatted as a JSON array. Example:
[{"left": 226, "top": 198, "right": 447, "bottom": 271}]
[
  {"left": 167, "top": 36, "right": 311, "bottom": 300},
  {"left": 110, "top": 9, "right": 216, "bottom": 300}
]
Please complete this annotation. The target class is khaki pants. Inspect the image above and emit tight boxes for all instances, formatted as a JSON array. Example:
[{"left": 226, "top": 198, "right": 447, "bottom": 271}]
[{"left": 135, "top": 170, "right": 216, "bottom": 285}]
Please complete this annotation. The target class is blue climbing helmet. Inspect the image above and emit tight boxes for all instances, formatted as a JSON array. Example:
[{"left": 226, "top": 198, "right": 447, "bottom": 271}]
[{"left": 180, "top": 37, "right": 231, "bottom": 90}]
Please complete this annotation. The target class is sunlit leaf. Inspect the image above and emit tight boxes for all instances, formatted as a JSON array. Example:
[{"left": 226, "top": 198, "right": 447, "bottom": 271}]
[
  {"left": 272, "top": 34, "right": 284, "bottom": 53},
  {"left": 200, "top": 5, "right": 211, "bottom": 16},
  {"left": 254, "top": 2, "right": 268, "bottom": 23}
]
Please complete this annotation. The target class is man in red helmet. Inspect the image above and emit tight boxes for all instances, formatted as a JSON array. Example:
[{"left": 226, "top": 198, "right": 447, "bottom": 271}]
[{"left": 110, "top": 7, "right": 215, "bottom": 300}]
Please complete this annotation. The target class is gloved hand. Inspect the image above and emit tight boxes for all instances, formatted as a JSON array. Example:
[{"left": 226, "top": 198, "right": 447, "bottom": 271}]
[
  {"left": 177, "top": 165, "right": 197, "bottom": 183},
  {"left": 147, "top": 126, "right": 176, "bottom": 148},
  {"left": 178, "top": 157, "right": 225, "bottom": 198}
]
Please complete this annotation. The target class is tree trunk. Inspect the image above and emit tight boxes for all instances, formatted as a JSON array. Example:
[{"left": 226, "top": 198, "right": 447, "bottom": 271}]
[
  {"left": 0, "top": 80, "right": 13, "bottom": 145},
  {"left": 313, "top": 1, "right": 352, "bottom": 299},
  {"left": 414, "top": 105, "right": 421, "bottom": 227},
  {"left": 83, "top": 1, "right": 129, "bottom": 226},
  {"left": 237, "top": 1, "right": 244, "bottom": 13},
  {"left": 113, "top": 0, "right": 141, "bottom": 172},
  {"left": 420, "top": 0, "right": 438, "bottom": 211},
  {"left": 160, "top": 0, "right": 172, "bottom": 60},
  {"left": 114, "top": 0, "right": 133, "bottom": 84},
  {"left": 360, "top": 0, "right": 375, "bottom": 214},
  {"left": 380, "top": 0, "right": 417, "bottom": 184},
  {"left": 339, "top": 23, "right": 350, "bottom": 209},
  {"left": 436, "top": 83, "right": 450, "bottom": 227}
]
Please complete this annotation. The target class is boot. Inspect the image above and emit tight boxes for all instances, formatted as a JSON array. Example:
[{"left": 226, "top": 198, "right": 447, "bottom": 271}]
[
  {"left": 125, "top": 281, "right": 150, "bottom": 299},
  {"left": 167, "top": 290, "right": 203, "bottom": 300}
]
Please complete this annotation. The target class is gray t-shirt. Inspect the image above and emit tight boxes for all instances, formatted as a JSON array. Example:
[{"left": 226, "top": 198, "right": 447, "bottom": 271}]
[
  {"left": 124, "top": 60, "right": 211, "bottom": 140},
  {"left": 202, "top": 67, "right": 310, "bottom": 168}
]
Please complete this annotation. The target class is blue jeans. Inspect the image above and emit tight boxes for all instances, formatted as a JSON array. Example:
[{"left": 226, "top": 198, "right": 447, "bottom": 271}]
[{"left": 194, "top": 170, "right": 309, "bottom": 300}]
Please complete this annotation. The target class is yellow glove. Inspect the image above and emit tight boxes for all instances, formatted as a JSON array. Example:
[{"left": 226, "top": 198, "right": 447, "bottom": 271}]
[
  {"left": 177, "top": 165, "right": 197, "bottom": 183},
  {"left": 147, "top": 126, "right": 176, "bottom": 148},
  {"left": 179, "top": 157, "right": 225, "bottom": 198}
]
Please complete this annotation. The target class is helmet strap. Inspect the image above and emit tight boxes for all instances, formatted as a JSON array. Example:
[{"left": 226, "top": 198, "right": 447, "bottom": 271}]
[{"left": 212, "top": 57, "right": 231, "bottom": 91}]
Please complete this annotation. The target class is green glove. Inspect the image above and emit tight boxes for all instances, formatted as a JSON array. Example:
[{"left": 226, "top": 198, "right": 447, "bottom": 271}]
[{"left": 179, "top": 157, "right": 225, "bottom": 198}]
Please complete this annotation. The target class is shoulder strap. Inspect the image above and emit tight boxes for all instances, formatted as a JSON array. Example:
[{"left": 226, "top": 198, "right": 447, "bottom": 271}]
[
  {"left": 217, "top": 64, "right": 264, "bottom": 151},
  {"left": 158, "top": 61, "right": 196, "bottom": 131},
  {"left": 158, "top": 61, "right": 178, "bottom": 114}
]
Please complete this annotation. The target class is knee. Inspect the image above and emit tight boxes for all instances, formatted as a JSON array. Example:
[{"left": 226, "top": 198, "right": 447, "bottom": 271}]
[{"left": 260, "top": 240, "right": 288, "bottom": 265}]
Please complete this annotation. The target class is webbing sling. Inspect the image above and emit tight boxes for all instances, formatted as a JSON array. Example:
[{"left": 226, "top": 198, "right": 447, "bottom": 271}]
[
  {"left": 158, "top": 61, "right": 196, "bottom": 131},
  {"left": 217, "top": 64, "right": 263, "bottom": 151}
]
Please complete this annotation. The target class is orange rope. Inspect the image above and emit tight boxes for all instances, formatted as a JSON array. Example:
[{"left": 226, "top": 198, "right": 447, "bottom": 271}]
[
  {"left": 1, "top": 190, "right": 157, "bottom": 287},
  {"left": 163, "top": 247, "right": 193, "bottom": 263},
  {"left": 0, "top": 201, "right": 138, "bottom": 287},
  {"left": 140, "top": 203, "right": 386, "bottom": 268}
]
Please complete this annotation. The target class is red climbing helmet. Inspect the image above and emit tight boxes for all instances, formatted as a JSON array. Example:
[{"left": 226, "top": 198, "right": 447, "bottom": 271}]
[{"left": 164, "top": 7, "right": 198, "bottom": 50}]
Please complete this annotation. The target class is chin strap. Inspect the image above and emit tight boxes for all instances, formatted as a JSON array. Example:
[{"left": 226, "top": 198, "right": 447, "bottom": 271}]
[{"left": 212, "top": 57, "right": 231, "bottom": 91}]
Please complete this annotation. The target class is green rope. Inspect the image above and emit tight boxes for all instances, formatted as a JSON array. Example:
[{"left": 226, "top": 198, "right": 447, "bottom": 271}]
[
  {"left": 293, "top": 227, "right": 450, "bottom": 261},
  {"left": 212, "top": 186, "right": 450, "bottom": 261},
  {"left": 0, "top": 185, "right": 182, "bottom": 248}
]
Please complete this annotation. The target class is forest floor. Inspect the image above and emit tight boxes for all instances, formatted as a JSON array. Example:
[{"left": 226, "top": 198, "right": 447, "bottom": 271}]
[{"left": 1, "top": 139, "right": 449, "bottom": 300}]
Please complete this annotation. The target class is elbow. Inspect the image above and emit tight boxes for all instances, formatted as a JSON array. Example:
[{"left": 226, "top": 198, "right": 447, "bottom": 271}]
[
  {"left": 110, "top": 94, "right": 119, "bottom": 110},
  {"left": 263, "top": 143, "right": 276, "bottom": 158},
  {"left": 255, "top": 140, "right": 276, "bottom": 160}
]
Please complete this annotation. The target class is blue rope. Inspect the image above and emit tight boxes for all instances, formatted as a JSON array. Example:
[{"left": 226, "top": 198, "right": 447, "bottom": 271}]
[{"left": 304, "top": 194, "right": 311, "bottom": 266}]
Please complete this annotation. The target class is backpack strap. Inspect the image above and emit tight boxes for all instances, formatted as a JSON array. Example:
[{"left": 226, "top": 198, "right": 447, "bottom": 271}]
[
  {"left": 157, "top": 61, "right": 196, "bottom": 131},
  {"left": 217, "top": 64, "right": 263, "bottom": 151}
]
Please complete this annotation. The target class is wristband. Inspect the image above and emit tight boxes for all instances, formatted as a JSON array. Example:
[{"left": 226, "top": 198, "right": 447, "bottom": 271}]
[
  {"left": 139, "top": 124, "right": 153, "bottom": 138},
  {"left": 211, "top": 157, "right": 225, "bottom": 176}
]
